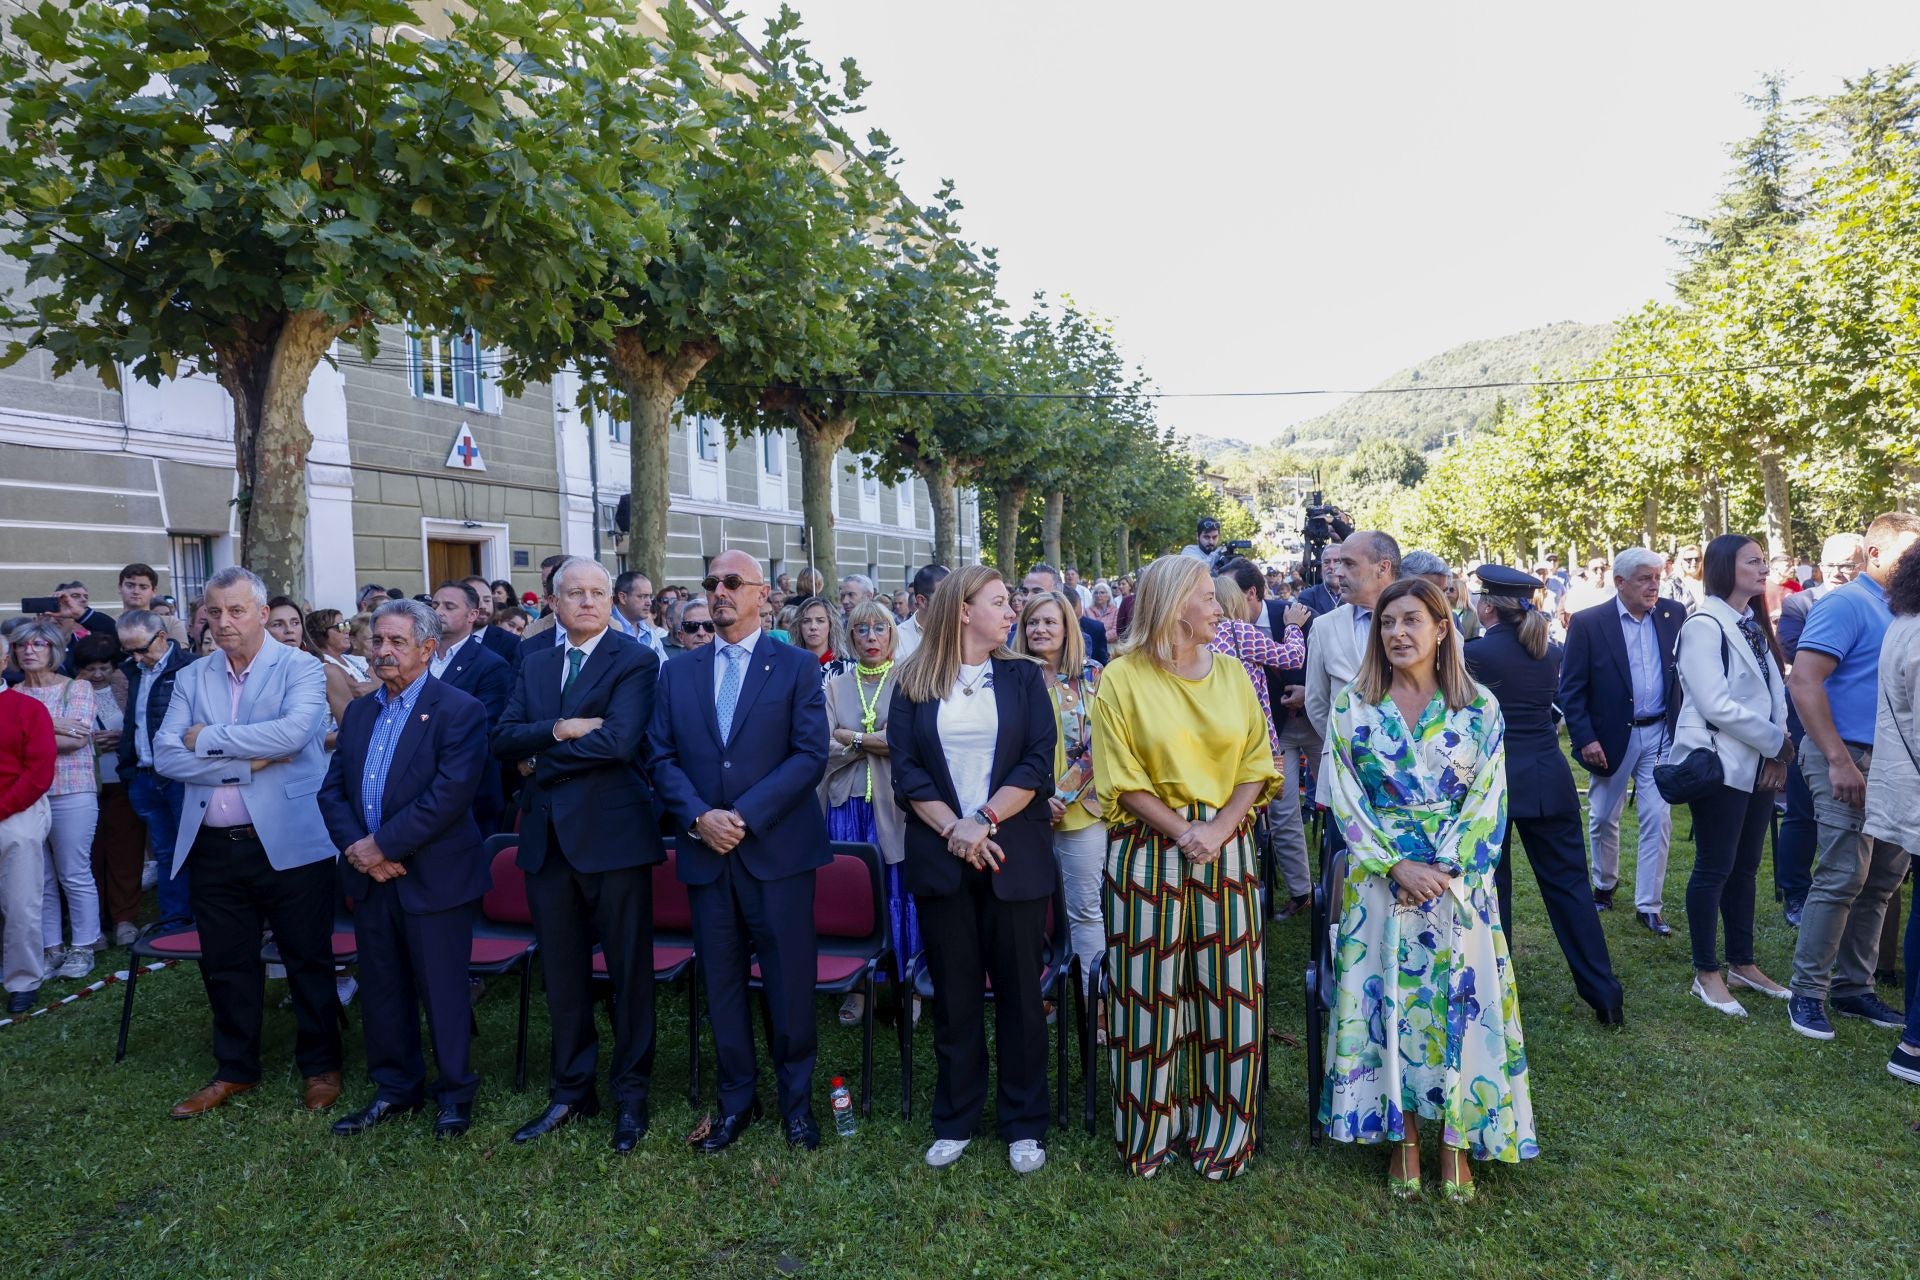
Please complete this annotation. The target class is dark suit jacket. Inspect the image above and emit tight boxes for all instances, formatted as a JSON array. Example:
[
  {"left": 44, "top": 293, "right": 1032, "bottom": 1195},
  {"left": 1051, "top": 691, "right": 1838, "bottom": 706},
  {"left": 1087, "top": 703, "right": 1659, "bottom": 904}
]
[
  {"left": 118, "top": 644, "right": 195, "bottom": 774},
  {"left": 1558, "top": 596, "right": 1685, "bottom": 778},
  {"left": 889, "top": 657, "right": 1057, "bottom": 903},
  {"left": 319, "top": 677, "right": 492, "bottom": 914},
  {"left": 492, "top": 628, "right": 663, "bottom": 874},
  {"left": 517, "top": 625, "right": 566, "bottom": 670},
  {"left": 646, "top": 631, "right": 831, "bottom": 886},
  {"left": 1297, "top": 583, "right": 1339, "bottom": 618},
  {"left": 436, "top": 634, "right": 512, "bottom": 825},
  {"left": 1464, "top": 624, "right": 1579, "bottom": 819},
  {"left": 477, "top": 624, "right": 521, "bottom": 670},
  {"left": 1077, "top": 616, "right": 1109, "bottom": 666}
]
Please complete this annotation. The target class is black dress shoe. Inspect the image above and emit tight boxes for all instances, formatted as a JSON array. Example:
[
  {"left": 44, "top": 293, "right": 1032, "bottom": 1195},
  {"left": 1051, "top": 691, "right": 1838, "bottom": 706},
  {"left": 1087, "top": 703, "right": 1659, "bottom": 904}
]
[
  {"left": 785, "top": 1109, "right": 821, "bottom": 1151},
  {"left": 1592, "top": 887, "right": 1615, "bottom": 912},
  {"left": 1595, "top": 1005, "right": 1625, "bottom": 1027},
  {"left": 512, "top": 1098, "right": 599, "bottom": 1144},
  {"left": 434, "top": 1102, "right": 473, "bottom": 1139},
  {"left": 1637, "top": 911, "right": 1673, "bottom": 937},
  {"left": 330, "top": 1098, "right": 423, "bottom": 1136},
  {"left": 695, "top": 1098, "right": 762, "bottom": 1154},
  {"left": 611, "top": 1103, "right": 649, "bottom": 1152},
  {"left": 5, "top": 988, "right": 36, "bottom": 1014}
]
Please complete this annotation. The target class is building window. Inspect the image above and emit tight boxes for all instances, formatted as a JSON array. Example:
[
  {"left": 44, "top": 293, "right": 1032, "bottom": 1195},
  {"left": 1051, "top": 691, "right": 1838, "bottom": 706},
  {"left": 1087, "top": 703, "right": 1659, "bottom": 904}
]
[
  {"left": 762, "top": 432, "right": 784, "bottom": 476},
  {"left": 695, "top": 415, "right": 720, "bottom": 462},
  {"left": 410, "top": 329, "right": 493, "bottom": 411},
  {"left": 169, "top": 534, "right": 211, "bottom": 603}
]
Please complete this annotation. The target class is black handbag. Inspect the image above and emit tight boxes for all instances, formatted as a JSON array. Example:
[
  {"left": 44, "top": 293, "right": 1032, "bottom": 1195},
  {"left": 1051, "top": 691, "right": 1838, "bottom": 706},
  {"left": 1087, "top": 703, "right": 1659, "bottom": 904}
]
[{"left": 1653, "top": 623, "right": 1732, "bottom": 805}]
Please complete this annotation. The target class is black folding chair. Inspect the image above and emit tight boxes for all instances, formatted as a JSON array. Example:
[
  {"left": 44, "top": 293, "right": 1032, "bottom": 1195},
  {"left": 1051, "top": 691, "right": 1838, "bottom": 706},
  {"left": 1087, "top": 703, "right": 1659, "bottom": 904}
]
[{"left": 1304, "top": 808, "right": 1344, "bottom": 1145}]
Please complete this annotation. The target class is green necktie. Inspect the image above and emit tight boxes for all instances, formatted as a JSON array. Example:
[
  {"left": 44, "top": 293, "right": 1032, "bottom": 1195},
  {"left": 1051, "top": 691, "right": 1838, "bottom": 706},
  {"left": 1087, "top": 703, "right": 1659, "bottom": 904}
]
[{"left": 563, "top": 647, "right": 585, "bottom": 693}]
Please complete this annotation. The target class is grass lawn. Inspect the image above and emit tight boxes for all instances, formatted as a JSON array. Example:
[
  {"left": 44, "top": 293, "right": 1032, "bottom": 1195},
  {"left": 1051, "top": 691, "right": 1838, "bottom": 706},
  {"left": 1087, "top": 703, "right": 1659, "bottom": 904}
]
[{"left": 5, "top": 799, "right": 1920, "bottom": 1280}]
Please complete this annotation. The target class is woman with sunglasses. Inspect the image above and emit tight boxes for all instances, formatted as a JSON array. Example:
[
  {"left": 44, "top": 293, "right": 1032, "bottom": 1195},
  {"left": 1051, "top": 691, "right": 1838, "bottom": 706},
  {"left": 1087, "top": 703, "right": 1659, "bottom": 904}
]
[
  {"left": 301, "top": 608, "right": 375, "bottom": 751},
  {"left": 792, "top": 595, "right": 850, "bottom": 685}
]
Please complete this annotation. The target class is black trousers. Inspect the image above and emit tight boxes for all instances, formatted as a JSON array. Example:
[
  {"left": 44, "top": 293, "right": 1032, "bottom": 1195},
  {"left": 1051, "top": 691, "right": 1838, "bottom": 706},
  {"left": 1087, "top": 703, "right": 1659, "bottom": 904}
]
[
  {"left": 1686, "top": 783, "right": 1774, "bottom": 971},
  {"left": 187, "top": 828, "right": 341, "bottom": 1083},
  {"left": 355, "top": 883, "right": 479, "bottom": 1106},
  {"left": 917, "top": 868, "right": 1050, "bottom": 1143},
  {"left": 690, "top": 854, "right": 818, "bottom": 1120},
  {"left": 525, "top": 840, "right": 655, "bottom": 1107},
  {"left": 1496, "top": 816, "right": 1625, "bottom": 1015}
]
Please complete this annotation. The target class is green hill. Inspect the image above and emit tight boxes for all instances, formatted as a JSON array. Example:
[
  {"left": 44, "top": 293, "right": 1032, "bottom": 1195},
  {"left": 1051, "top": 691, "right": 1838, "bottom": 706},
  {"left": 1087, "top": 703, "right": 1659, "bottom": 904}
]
[{"left": 1280, "top": 321, "right": 1615, "bottom": 454}]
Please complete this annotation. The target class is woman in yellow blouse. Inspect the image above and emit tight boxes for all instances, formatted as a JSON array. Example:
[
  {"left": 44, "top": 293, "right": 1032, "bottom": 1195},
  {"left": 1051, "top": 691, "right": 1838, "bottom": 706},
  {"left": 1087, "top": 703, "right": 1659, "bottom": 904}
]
[{"left": 1092, "top": 554, "right": 1278, "bottom": 1180}]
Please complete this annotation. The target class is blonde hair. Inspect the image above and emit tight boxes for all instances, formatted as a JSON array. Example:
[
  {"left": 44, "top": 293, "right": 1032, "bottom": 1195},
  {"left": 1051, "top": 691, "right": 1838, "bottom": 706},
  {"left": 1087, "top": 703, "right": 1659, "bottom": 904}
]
[
  {"left": 1013, "top": 590, "right": 1084, "bottom": 676},
  {"left": 897, "top": 564, "right": 1023, "bottom": 703},
  {"left": 1114, "top": 555, "right": 1213, "bottom": 671},
  {"left": 843, "top": 599, "right": 898, "bottom": 663},
  {"left": 1214, "top": 574, "right": 1254, "bottom": 623},
  {"left": 792, "top": 595, "right": 846, "bottom": 661},
  {"left": 1352, "top": 577, "right": 1478, "bottom": 710}
]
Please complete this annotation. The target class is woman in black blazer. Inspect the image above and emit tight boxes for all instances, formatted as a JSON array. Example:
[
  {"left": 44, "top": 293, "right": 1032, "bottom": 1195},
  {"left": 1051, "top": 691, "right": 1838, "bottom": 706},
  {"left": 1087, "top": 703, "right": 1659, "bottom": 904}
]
[{"left": 890, "top": 564, "right": 1057, "bottom": 1176}]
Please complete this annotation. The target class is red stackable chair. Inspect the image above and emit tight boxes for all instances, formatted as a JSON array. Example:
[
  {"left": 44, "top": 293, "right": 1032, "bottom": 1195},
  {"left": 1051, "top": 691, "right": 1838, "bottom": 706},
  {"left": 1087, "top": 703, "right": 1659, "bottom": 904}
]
[{"left": 472, "top": 834, "right": 538, "bottom": 1092}]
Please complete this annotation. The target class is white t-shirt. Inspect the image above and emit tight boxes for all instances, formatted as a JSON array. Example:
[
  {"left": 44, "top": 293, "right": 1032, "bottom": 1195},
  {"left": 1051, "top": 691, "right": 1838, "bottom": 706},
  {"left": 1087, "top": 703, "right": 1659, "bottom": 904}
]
[
  {"left": 936, "top": 661, "right": 999, "bottom": 816},
  {"left": 895, "top": 614, "right": 922, "bottom": 661}
]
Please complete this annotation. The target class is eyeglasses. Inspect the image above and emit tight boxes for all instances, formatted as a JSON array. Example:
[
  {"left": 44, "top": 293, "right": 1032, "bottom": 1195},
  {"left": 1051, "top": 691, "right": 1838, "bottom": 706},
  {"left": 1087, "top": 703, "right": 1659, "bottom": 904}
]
[
  {"left": 15, "top": 638, "right": 54, "bottom": 649},
  {"left": 330, "top": 621, "right": 351, "bottom": 633},
  {"left": 851, "top": 623, "right": 891, "bottom": 638},
  {"left": 701, "top": 574, "right": 764, "bottom": 593},
  {"left": 682, "top": 619, "right": 715, "bottom": 634}
]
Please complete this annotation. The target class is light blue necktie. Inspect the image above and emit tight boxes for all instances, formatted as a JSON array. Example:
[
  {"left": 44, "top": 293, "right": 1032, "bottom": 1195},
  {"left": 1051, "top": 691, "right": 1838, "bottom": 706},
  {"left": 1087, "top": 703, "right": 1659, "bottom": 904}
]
[{"left": 716, "top": 644, "right": 743, "bottom": 745}]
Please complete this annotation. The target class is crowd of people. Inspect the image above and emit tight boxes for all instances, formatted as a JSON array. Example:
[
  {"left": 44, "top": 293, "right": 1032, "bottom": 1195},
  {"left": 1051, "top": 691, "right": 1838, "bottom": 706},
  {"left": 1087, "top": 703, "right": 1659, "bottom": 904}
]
[{"left": 3, "top": 508, "right": 1919, "bottom": 1200}]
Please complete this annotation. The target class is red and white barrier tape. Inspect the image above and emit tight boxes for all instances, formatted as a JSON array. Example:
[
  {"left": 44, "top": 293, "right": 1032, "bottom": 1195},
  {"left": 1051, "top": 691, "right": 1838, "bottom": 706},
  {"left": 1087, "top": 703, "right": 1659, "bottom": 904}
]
[{"left": 0, "top": 960, "right": 176, "bottom": 1030}]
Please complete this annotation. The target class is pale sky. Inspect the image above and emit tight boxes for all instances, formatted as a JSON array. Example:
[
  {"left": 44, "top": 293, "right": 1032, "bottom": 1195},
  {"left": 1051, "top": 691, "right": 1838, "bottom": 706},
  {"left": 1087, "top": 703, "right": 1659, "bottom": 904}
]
[{"left": 735, "top": 1, "right": 1920, "bottom": 445}]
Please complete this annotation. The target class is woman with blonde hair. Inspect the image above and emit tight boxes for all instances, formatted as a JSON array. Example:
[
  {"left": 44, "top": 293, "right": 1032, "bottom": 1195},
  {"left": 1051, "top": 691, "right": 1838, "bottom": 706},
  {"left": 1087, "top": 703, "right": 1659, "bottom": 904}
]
[
  {"left": 890, "top": 565, "right": 1057, "bottom": 1175},
  {"left": 1013, "top": 591, "right": 1104, "bottom": 1002},
  {"left": 1092, "top": 554, "right": 1277, "bottom": 1180},
  {"left": 1322, "top": 577, "right": 1536, "bottom": 1201},
  {"left": 792, "top": 595, "right": 850, "bottom": 685},
  {"left": 821, "top": 599, "right": 915, "bottom": 1026}
]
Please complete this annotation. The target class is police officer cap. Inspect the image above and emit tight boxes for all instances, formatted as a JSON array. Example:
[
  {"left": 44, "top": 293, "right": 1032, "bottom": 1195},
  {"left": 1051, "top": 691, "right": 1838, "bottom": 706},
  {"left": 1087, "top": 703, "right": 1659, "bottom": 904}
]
[{"left": 1474, "top": 564, "right": 1544, "bottom": 599}]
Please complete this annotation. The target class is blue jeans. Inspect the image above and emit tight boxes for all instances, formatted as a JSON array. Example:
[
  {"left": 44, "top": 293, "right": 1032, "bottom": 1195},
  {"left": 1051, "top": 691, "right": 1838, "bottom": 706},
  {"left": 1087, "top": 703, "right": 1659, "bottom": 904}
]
[
  {"left": 1773, "top": 726, "right": 1816, "bottom": 903},
  {"left": 126, "top": 769, "right": 191, "bottom": 925}
]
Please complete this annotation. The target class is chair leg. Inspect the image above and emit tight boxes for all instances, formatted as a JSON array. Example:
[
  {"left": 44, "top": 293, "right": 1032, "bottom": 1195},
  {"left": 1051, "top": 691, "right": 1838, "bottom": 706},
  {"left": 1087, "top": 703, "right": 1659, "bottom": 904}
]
[
  {"left": 860, "top": 970, "right": 876, "bottom": 1118},
  {"left": 900, "top": 974, "right": 914, "bottom": 1122},
  {"left": 1078, "top": 957, "right": 1097, "bottom": 1136},
  {"left": 514, "top": 957, "right": 532, "bottom": 1094},
  {"left": 1054, "top": 979, "right": 1070, "bottom": 1129},
  {"left": 686, "top": 967, "right": 702, "bottom": 1111},
  {"left": 114, "top": 961, "right": 139, "bottom": 1063}
]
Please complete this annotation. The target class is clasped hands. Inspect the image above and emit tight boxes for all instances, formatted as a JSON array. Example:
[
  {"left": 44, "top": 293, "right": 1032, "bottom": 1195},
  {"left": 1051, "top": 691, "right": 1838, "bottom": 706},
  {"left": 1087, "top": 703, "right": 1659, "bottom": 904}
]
[
  {"left": 695, "top": 808, "right": 749, "bottom": 855},
  {"left": 940, "top": 816, "right": 1005, "bottom": 873},
  {"left": 1389, "top": 859, "right": 1454, "bottom": 909},
  {"left": 343, "top": 834, "right": 406, "bottom": 883},
  {"left": 1174, "top": 818, "right": 1228, "bottom": 864}
]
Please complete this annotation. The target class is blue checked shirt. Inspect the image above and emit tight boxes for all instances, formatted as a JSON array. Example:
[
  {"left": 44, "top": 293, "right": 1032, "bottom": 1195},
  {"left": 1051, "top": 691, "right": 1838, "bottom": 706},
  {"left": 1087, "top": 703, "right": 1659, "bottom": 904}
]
[{"left": 361, "top": 670, "right": 431, "bottom": 834}]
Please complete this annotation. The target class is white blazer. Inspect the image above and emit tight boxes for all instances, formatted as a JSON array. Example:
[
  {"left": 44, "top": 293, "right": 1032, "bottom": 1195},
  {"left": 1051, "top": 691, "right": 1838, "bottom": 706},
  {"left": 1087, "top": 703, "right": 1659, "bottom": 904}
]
[
  {"left": 1671, "top": 595, "right": 1788, "bottom": 794},
  {"left": 1305, "top": 602, "right": 1371, "bottom": 804}
]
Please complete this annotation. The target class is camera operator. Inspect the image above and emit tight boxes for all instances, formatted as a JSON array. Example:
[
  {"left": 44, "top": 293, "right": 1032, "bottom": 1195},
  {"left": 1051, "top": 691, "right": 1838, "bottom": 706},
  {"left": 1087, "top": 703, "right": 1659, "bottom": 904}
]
[{"left": 1180, "top": 517, "right": 1223, "bottom": 565}]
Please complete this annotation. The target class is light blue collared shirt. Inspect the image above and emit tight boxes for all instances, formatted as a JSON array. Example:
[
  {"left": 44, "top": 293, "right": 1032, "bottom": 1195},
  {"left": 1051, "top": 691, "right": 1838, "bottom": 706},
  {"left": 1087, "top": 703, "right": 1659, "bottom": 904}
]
[
  {"left": 1616, "top": 598, "right": 1665, "bottom": 719},
  {"left": 361, "top": 670, "right": 430, "bottom": 832}
]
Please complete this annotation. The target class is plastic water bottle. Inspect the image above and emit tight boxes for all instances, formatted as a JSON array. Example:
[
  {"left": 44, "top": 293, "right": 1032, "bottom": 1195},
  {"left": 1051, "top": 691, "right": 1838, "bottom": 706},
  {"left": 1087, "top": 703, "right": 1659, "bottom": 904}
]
[{"left": 830, "top": 1076, "right": 856, "bottom": 1137}]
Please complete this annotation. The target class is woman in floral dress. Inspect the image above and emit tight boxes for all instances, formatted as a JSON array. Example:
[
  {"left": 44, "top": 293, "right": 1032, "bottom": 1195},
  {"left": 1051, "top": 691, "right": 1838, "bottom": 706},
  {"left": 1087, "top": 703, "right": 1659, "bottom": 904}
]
[{"left": 1320, "top": 577, "right": 1536, "bottom": 1202}]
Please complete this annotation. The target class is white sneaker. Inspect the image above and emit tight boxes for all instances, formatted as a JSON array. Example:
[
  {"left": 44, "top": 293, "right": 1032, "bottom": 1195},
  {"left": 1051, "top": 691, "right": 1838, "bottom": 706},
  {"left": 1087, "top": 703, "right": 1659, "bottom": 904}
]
[
  {"left": 1008, "top": 1139, "right": 1046, "bottom": 1174},
  {"left": 925, "top": 1138, "right": 971, "bottom": 1168},
  {"left": 57, "top": 947, "right": 95, "bottom": 981},
  {"left": 336, "top": 976, "right": 358, "bottom": 1007},
  {"left": 113, "top": 922, "right": 139, "bottom": 947},
  {"left": 141, "top": 860, "right": 158, "bottom": 890}
]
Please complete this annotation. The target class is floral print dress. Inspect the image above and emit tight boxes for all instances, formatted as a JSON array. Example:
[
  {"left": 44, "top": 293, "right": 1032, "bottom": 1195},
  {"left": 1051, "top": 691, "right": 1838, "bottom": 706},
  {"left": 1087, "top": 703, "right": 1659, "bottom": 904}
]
[{"left": 1318, "top": 684, "right": 1538, "bottom": 1163}]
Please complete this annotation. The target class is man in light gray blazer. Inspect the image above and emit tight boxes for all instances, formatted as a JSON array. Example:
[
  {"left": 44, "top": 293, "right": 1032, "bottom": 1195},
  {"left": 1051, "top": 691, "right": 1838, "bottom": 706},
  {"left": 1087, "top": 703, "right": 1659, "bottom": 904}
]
[{"left": 154, "top": 566, "right": 340, "bottom": 1119}]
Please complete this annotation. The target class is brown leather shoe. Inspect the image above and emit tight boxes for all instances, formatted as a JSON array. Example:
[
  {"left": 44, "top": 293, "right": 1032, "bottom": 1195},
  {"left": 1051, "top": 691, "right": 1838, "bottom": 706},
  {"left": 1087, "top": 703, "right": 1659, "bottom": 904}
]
[
  {"left": 170, "top": 1079, "right": 257, "bottom": 1119},
  {"left": 303, "top": 1071, "right": 343, "bottom": 1112}
]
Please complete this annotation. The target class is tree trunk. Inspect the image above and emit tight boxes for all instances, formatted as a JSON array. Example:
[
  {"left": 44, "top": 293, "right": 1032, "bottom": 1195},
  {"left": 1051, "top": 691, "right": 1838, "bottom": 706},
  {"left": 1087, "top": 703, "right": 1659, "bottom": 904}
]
[
  {"left": 1758, "top": 448, "right": 1792, "bottom": 559},
  {"left": 609, "top": 332, "right": 718, "bottom": 583},
  {"left": 1041, "top": 489, "right": 1064, "bottom": 568},
  {"left": 1116, "top": 525, "right": 1131, "bottom": 576},
  {"left": 1697, "top": 467, "right": 1725, "bottom": 543},
  {"left": 916, "top": 460, "right": 959, "bottom": 568},
  {"left": 993, "top": 484, "right": 1028, "bottom": 574},
  {"left": 1641, "top": 494, "right": 1660, "bottom": 547},
  {"left": 1090, "top": 541, "right": 1104, "bottom": 579},
  {"left": 218, "top": 309, "right": 341, "bottom": 601},
  {"left": 793, "top": 409, "right": 856, "bottom": 590}
]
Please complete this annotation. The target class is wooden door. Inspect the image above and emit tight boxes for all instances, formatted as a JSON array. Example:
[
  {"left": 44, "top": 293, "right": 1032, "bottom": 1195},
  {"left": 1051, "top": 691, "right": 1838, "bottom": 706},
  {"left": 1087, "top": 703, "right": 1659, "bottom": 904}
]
[{"left": 426, "top": 539, "right": 481, "bottom": 590}]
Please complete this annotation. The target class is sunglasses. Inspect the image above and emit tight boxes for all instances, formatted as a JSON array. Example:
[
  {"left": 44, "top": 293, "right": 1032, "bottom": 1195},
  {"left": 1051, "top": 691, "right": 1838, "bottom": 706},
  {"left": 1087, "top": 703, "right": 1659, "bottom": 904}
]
[
  {"left": 682, "top": 619, "right": 716, "bottom": 634},
  {"left": 330, "top": 621, "right": 351, "bottom": 633},
  {"left": 701, "top": 574, "right": 764, "bottom": 593}
]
